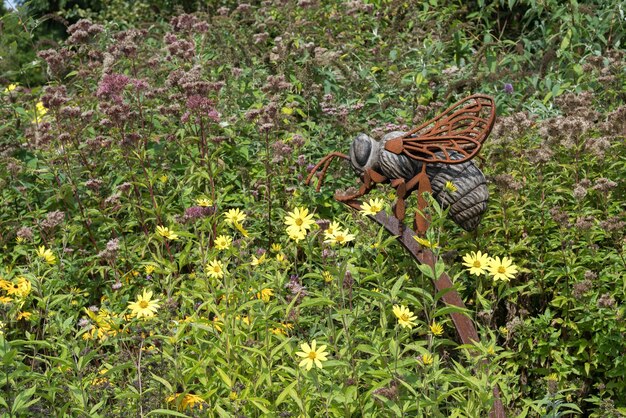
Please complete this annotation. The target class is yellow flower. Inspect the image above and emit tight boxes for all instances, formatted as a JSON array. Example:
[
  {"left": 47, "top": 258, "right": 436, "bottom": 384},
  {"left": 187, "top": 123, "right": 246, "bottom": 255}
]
[
  {"left": 156, "top": 225, "right": 178, "bottom": 240},
  {"left": 229, "top": 391, "right": 238, "bottom": 401},
  {"left": 4, "top": 83, "right": 18, "bottom": 93},
  {"left": 421, "top": 352, "right": 434, "bottom": 366},
  {"left": 324, "top": 228, "right": 356, "bottom": 246},
  {"left": 36, "top": 246, "right": 57, "bottom": 265},
  {"left": 2, "top": 278, "right": 27, "bottom": 297},
  {"left": 234, "top": 221, "right": 249, "bottom": 237},
  {"left": 270, "top": 243, "right": 282, "bottom": 252},
  {"left": 251, "top": 253, "right": 266, "bottom": 267},
  {"left": 144, "top": 265, "right": 155, "bottom": 275},
  {"left": 392, "top": 304, "right": 417, "bottom": 329},
  {"left": 166, "top": 393, "right": 205, "bottom": 411},
  {"left": 127, "top": 289, "right": 160, "bottom": 319},
  {"left": 488, "top": 256, "right": 518, "bottom": 282},
  {"left": 499, "top": 326, "right": 508, "bottom": 336},
  {"left": 16, "top": 236, "right": 25, "bottom": 244},
  {"left": 430, "top": 321, "right": 444, "bottom": 336},
  {"left": 462, "top": 251, "right": 490, "bottom": 276},
  {"left": 323, "top": 221, "right": 341, "bottom": 240},
  {"left": 276, "top": 253, "right": 286, "bottom": 263},
  {"left": 237, "top": 315, "right": 251, "bottom": 325},
  {"left": 206, "top": 259, "right": 225, "bottom": 279},
  {"left": 413, "top": 236, "right": 438, "bottom": 249},
  {"left": 195, "top": 197, "right": 213, "bottom": 207},
  {"left": 546, "top": 373, "right": 558, "bottom": 382},
  {"left": 32, "top": 101, "right": 47, "bottom": 123},
  {"left": 360, "top": 197, "right": 385, "bottom": 216},
  {"left": 287, "top": 226, "right": 306, "bottom": 242},
  {"left": 214, "top": 235, "right": 232, "bottom": 250},
  {"left": 159, "top": 175, "right": 168, "bottom": 183},
  {"left": 224, "top": 208, "right": 246, "bottom": 225},
  {"left": 211, "top": 316, "right": 223, "bottom": 332},
  {"left": 256, "top": 288, "right": 274, "bottom": 302},
  {"left": 284, "top": 207, "right": 315, "bottom": 234},
  {"left": 445, "top": 181, "right": 458, "bottom": 193},
  {"left": 17, "top": 311, "right": 32, "bottom": 321},
  {"left": 296, "top": 340, "right": 329, "bottom": 371},
  {"left": 322, "top": 271, "right": 333, "bottom": 283},
  {"left": 271, "top": 322, "right": 294, "bottom": 336},
  {"left": 0, "top": 296, "right": 12, "bottom": 304}
]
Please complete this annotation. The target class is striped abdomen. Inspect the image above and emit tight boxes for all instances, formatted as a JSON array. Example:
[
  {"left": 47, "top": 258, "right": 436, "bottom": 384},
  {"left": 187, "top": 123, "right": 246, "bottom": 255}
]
[{"left": 378, "top": 132, "right": 489, "bottom": 231}]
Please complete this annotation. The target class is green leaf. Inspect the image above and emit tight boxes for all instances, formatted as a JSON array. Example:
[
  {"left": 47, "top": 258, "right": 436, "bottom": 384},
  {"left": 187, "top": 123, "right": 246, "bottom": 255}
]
[
  {"left": 215, "top": 366, "right": 232, "bottom": 388},
  {"left": 145, "top": 409, "right": 191, "bottom": 417},
  {"left": 275, "top": 380, "right": 298, "bottom": 406}
]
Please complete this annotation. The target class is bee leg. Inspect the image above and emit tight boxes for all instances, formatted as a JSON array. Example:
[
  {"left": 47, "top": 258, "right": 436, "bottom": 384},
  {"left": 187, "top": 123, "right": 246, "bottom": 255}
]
[
  {"left": 390, "top": 178, "right": 407, "bottom": 221},
  {"left": 335, "top": 168, "right": 386, "bottom": 201},
  {"left": 405, "top": 168, "right": 432, "bottom": 235}
]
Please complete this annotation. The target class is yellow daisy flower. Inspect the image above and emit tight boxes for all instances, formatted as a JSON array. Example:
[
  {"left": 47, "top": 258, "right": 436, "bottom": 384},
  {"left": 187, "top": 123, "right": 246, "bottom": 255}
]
[
  {"left": 324, "top": 228, "right": 356, "bottom": 246},
  {"left": 256, "top": 288, "right": 274, "bottom": 302},
  {"left": 430, "top": 321, "right": 444, "bottom": 336},
  {"left": 224, "top": 208, "right": 246, "bottom": 225},
  {"left": 36, "top": 246, "right": 57, "bottom": 265},
  {"left": 287, "top": 226, "right": 306, "bottom": 242},
  {"left": 488, "top": 256, "right": 518, "bottom": 282},
  {"left": 127, "top": 289, "right": 160, "bottom": 319},
  {"left": 323, "top": 221, "right": 341, "bottom": 239},
  {"left": 284, "top": 207, "right": 315, "bottom": 234},
  {"left": 360, "top": 197, "right": 385, "bottom": 216},
  {"left": 16, "top": 311, "right": 32, "bottom": 321},
  {"left": 295, "top": 340, "right": 329, "bottom": 371},
  {"left": 195, "top": 197, "right": 213, "bottom": 207},
  {"left": 414, "top": 236, "right": 438, "bottom": 249},
  {"left": 251, "top": 253, "right": 266, "bottom": 267},
  {"left": 421, "top": 352, "right": 434, "bottom": 366},
  {"left": 32, "top": 101, "right": 47, "bottom": 123},
  {"left": 214, "top": 235, "right": 232, "bottom": 250},
  {"left": 206, "top": 259, "right": 225, "bottom": 279},
  {"left": 0, "top": 296, "right": 12, "bottom": 304},
  {"left": 156, "top": 225, "right": 178, "bottom": 240},
  {"left": 392, "top": 304, "right": 417, "bottom": 329},
  {"left": 462, "top": 251, "right": 490, "bottom": 276},
  {"left": 270, "top": 243, "right": 282, "bottom": 252},
  {"left": 166, "top": 393, "right": 205, "bottom": 411},
  {"left": 445, "top": 181, "right": 458, "bottom": 193},
  {"left": 322, "top": 271, "right": 333, "bottom": 283},
  {"left": 4, "top": 83, "right": 18, "bottom": 93}
]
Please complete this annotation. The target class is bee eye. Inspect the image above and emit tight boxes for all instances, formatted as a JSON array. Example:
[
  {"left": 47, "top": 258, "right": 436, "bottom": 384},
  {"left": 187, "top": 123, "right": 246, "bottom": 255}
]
[{"left": 352, "top": 134, "right": 371, "bottom": 167}]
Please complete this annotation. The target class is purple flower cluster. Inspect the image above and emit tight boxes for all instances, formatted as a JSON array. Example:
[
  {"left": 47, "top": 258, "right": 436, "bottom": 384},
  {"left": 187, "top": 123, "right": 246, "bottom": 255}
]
[
  {"left": 181, "top": 205, "right": 215, "bottom": 223},
  {"left": 164, "top": 33, "right": 196, "bottom": 60},
  {"left": 41, "top": 85, "right": 69, "bottom": 109},
  {"left": 67, "top": 19, "right": 104, "bottom": 45},
  {"left": 170, "top": 14, "right": 208, "bottom": 33}
]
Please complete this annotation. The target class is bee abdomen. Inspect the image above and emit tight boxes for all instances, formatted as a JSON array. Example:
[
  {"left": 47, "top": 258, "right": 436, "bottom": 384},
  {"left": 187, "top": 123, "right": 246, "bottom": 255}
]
[{"left": 428, "top": 159, "right": 489, "bottom": 231}]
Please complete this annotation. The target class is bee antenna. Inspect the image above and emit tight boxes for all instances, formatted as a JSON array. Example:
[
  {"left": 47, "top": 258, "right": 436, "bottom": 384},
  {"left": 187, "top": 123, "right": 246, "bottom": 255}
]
[{"left": 305, "top": 152, "right": 348, "bottom": 192}]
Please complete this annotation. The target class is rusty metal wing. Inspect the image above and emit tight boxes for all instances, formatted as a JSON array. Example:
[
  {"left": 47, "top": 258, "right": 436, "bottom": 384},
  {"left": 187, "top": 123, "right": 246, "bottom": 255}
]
[{"left": 384, "top": 94, "right": 496, "bottom": 164}]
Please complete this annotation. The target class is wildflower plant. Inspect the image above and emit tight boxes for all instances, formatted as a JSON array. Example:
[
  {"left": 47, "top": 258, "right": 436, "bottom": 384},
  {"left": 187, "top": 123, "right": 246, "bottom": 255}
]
[{"left": 0, "top": 1, "right": 625, "bottom": 416}]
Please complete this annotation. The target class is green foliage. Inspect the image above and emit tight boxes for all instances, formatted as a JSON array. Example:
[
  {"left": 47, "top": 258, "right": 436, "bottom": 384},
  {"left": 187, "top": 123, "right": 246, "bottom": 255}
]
[{"left": 0, "top": 0, "right": 625, "bottom": 416}]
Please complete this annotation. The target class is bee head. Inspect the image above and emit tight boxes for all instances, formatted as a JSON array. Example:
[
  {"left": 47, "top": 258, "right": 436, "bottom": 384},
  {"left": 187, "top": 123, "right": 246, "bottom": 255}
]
[{"left": 349, "top": 133, "right": 380, "bottom": 175}]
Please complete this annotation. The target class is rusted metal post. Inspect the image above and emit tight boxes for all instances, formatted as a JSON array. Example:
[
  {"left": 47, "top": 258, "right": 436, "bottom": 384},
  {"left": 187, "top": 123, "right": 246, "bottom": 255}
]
[{"left": 343, "top": 201, "right": 506, "bottom": 417}]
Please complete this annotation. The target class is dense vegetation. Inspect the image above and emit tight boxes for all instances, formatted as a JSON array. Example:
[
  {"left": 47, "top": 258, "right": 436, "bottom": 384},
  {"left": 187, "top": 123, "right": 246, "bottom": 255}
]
[{"left": 1, "top": 0, "right": 625, "bottom": 416}]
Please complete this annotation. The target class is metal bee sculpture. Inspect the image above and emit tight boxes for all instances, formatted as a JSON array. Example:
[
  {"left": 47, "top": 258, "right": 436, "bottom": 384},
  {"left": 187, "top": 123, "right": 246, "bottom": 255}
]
[{"left": 306, "top": 94, "right": 496, "bottom": 234}]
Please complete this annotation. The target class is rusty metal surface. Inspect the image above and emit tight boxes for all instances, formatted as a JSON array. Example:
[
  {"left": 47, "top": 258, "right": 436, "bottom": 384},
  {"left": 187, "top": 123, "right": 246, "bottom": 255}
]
[{"left": 385, "top": 94, "right": 496, "bottom": 164}]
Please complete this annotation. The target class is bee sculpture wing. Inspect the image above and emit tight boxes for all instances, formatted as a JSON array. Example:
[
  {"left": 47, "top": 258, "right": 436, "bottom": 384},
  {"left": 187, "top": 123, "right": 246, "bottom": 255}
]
[{"left": 384, "top": 94, "right": 496, "bottom": 164}]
